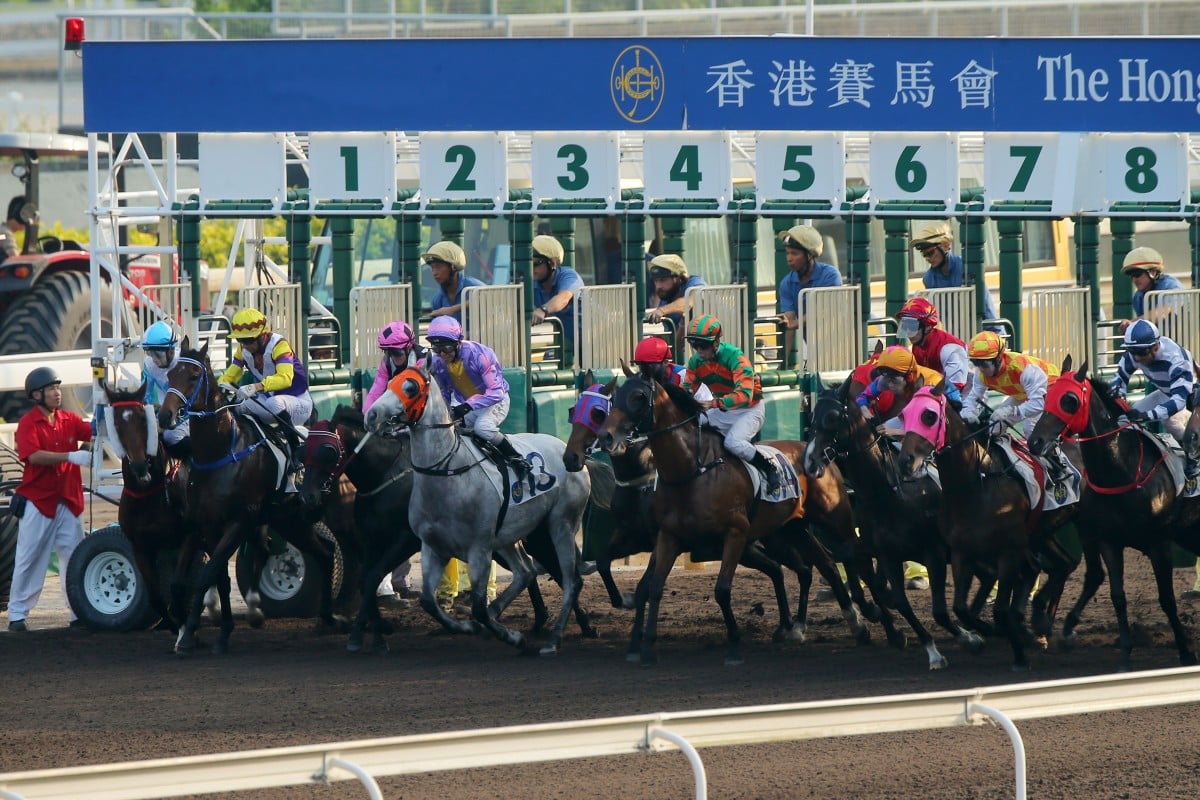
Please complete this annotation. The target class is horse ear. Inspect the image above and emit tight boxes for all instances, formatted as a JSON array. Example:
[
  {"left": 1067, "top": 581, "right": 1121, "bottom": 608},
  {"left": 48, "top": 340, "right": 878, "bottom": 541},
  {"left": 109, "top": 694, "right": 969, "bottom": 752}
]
[
  {"left": 135, "top": 378, "right": 147, "bottom": 401},
  {"left": 1061, "top": 354, "right": 1072, "bottom": 374},
  {"left": 583, "top": 369, "right": 595, "bottom": 388},
  {"left": 199, "top": 339, "right": 209, "bottom": 360},
  {"left": 181, "top": 334, "right": 191, "bottom": 351},
  {"left": 836, "top": 373, "right": 853, "bottom": 400},
  {"left": 619, "top": 358, "right": 634, "bottom": 378},
  {"left": 931, "top": 378, "right": 945, "bottom": 397},
  {"left": 914, "top": 373, "right": 926, "bottom": 390},
  {"left": 872, "top": 339, "right": 884, "bottom": 357},
  {"left": 1075, "top": 359, "right": 1087, "bottom": 380},
  {"left": 604, "top": 377, "right": 617, "bottom": 396}
]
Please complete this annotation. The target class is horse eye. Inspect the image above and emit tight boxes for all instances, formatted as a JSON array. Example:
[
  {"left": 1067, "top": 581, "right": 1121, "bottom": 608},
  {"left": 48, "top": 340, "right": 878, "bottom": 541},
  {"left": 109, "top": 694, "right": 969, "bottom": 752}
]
[
  {"left": 1062, "top": 394, "right": 1080, "bottom": 413},
  {"left": 315, "top": 443, "right": 339, "bottom": 468},
  {"left": 920, "top": 409, "right": 938, "bottom": 427},
  {"left": 401, "top": 378, "right": 419, "bottom": 397},
  {"left": 589, "top": 407, "right": 608, "bottom": 425}
]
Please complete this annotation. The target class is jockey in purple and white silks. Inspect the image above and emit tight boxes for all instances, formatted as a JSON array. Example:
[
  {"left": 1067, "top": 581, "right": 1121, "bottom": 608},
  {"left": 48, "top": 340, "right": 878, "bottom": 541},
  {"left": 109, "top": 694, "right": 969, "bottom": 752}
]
[{"left": 425, "top": 316, "right": 529, "bottom": 479}]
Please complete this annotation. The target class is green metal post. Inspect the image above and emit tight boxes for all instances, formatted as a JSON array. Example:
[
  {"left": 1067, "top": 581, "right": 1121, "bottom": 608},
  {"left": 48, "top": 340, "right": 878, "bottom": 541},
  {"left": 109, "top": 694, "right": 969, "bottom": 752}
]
[
  {"left": 549, "top": 216, "right": 576, "bottom": 267},
  {"left": 661, "top": 216, "right": 685, "bottom": 262},
  {"left": 286, "top": 205, "right": 315, "bottom": 363},
  {"left": 842, "top": 191, "right": 871, "bottom": 340},
  {"left": 730, "top": 204, "right": 757, "bottom": 349},
  {"left": 995, "top": 218, "right": 1024, "bottom": 351},
  {"left": 959, "top": 213, "right": 987, "bottom": 328},
  {"left": 396, "top": 207, "right": 421, "bottom": 324},
  {"left": 620, "top": 207, "right": 646, "bottom": 318},
  {"left": 1074, "top": 217, "right": 1102, "bottom": 322},
  {"left": 1190, "top": 197, "right": 1200, "bottom": 287},
  {"left": 509, "top": 212, "right": 534, "bottom": 316},
  {"left": 882, "top": 217, "right": 911, "bottom": 320},
  {"left": 1110, "top": 217, "right": 1136, "bottom": 322},
  {"left": 177, "top": 200, "right": 202, "bottom": 321},
  {"left": 330, "top": 216, "right": 354, "bottom": 371}
]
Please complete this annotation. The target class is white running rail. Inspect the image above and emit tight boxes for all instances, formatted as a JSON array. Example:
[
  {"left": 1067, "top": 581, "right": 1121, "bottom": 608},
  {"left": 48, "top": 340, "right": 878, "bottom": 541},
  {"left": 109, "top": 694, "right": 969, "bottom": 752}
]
[{"left": 1, "top": 666, "right": 1199, "bottom": 799}]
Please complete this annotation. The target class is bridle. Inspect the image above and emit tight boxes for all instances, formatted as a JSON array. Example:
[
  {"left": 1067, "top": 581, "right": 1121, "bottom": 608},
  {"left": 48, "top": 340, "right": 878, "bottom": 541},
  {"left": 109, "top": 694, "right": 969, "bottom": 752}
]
[{"left": 612, "top": 376, "right": 723, "bottom": 485}]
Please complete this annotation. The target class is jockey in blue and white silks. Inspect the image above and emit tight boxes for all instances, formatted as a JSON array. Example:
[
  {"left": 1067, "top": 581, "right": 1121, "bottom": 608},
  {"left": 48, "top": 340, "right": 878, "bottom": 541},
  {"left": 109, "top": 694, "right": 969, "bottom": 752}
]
[{"left": 1110, "top": 319, "right": 1194, "bottom": 443}]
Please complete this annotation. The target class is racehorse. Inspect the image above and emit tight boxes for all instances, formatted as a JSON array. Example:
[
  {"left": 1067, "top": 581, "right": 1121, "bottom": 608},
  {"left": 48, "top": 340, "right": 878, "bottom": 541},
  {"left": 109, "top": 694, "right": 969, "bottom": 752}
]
[
  {"left": 1028, "top": 356, "right": 1197, "bottom": 670},
  {"left": 803, "top": 377, "right": 985, "bottom": 669},
  {"left": 301, "top": 405, "right": 596, "bottom": 654},
  {"left": 364, "top": 365, "right": 591, "bottom": 656},
  {"left": 104, "top": 381, "right": 198, "bottom": 632},
  {"left": 897, "top": 382, "right": 1082, "bottom": 671},
  {"left": 158, "top": 338, "right": 345, "bottom": 656},
  {"left": 563, "top": 377, "right": 840, "bottom": 651},
  {"left": 595, "top": 373, "right": 869, "bottom": 666}
]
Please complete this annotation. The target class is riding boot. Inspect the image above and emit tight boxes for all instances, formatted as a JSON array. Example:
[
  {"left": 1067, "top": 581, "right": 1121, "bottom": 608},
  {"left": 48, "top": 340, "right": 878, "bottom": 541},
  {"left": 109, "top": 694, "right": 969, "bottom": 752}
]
[
  {"left": 494, "top": 436, "right": 530, "bottom": 480},
  {"left": 750, "top": 451, "right": 781, "bottom": 494}
]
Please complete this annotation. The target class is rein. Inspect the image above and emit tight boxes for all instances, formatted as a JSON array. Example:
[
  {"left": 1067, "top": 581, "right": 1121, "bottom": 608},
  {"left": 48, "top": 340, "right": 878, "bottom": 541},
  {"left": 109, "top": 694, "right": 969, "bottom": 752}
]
[
  {"left": 1066, "top": 425, "right": 1169, "bottom": 494},
  {"left": 632, "top": 382, "right": 724, "bottom": 485},
  {"left": 168, "top": 356, "right": 268, "bottom": 471}
]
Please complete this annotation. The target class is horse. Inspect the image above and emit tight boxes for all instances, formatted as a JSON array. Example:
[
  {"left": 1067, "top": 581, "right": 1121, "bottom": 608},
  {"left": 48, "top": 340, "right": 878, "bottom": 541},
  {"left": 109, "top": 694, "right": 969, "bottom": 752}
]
[
  {"left": 897, "top": 382, "right": 1082, "bottom": 671},
  {"left": 301, "top": 405, "right": 596, "bottom": 654},
  {"left": 158, "top": 338, "right": 345, "bottom": 656},
  {"left": 103, "top": 381, "right": 199, "bottom": 633},
  {"left": 1028, "top": 356, "right": 1197, "bottom": 670},
  {"left": 803, "top": 377, "right": 987, "bottom": 669},
  {"left": 595, "top": 373, "right": 870, "bottom": 666},
  {"left": 364, "top": 364, "right": 591, "bottom": 656},
  {"left": 564, "top": 377, "right": 843, "bottom": 653}
]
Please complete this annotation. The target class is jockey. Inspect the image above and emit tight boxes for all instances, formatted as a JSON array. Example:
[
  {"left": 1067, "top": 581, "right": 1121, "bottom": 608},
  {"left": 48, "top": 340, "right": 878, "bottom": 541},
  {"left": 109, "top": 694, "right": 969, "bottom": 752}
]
[
  {"left": 896, "top": 297, "right": 971, "bottom": 393},
  {"left": 140, "top": 320, "right": 191, "bottom": 461},
  {"left": 630, "top": 336, "right": 713, "bottom": 404},
  {"left": 218, "top": 307, "right": 313, "bottom": 471},
  {"left": 425, "top": 315, "right": 529, "bottom": 479},
  {"left": 856, "top": 345, "right": 960, "bottom": 430},
  {"left": 963, "top": 331, "right": 1071, "bottom": 483},
  {"left": 680, "top": 314, "right": 779, "bottom": 493},
  {"left": 1110, "top": 320, "right": 1196, "bottom": 472},
  {"left": 363, "top": 320, "right": 428, "bottom": 414}
]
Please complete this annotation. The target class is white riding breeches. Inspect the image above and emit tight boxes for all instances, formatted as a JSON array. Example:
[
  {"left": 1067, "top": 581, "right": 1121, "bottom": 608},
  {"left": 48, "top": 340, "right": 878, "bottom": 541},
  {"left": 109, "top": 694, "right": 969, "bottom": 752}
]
[
  {"left": 1133, "top": 389, "right": 1190, "bottom": 442},
  {"left": 8, "top": 501, "right": 83, "bottom": 623},
  {"left": 703, "top": 402, "right": 765, "bottom": 462},
  {"left": 237, "top": 392, "right": 314, "bottom": 429},
  {"left": 465, "top": 395, "right": 510, "bottom": 445}
]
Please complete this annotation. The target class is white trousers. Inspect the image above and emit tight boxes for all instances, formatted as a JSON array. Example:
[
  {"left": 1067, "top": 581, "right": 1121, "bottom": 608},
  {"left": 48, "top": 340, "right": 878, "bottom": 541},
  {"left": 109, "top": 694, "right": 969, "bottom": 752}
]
[
  {"left": 465, "top": 394, "right": 510, "bottom": 445},
  {"left": 703, "top": 402, "right": 765, "bottom": 462},
  {"left": 8, "top": 501, "right": 83, "bottom": 623},
  {"left": 237, "top": 392, "right": 314, "bottom": 429}
]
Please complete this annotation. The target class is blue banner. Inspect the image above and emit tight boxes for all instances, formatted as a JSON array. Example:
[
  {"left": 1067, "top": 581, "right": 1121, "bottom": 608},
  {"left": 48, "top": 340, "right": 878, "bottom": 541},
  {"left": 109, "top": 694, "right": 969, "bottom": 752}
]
[{"left": 82, "top": 37, "right": 1200, "bottom": 133}]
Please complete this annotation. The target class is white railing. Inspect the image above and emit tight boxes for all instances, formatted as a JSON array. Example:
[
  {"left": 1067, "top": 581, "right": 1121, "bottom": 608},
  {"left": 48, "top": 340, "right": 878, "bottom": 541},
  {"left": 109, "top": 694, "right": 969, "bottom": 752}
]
[{"left": 1, "top": 666, "right": 1199, "bottom": 799}]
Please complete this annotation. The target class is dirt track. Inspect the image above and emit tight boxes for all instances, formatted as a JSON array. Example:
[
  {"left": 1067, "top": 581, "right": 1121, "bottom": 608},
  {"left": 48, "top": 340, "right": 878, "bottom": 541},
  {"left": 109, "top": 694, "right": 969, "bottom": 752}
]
[{"left": 4, "top": 547, "right": 1200, "bottom": 800}]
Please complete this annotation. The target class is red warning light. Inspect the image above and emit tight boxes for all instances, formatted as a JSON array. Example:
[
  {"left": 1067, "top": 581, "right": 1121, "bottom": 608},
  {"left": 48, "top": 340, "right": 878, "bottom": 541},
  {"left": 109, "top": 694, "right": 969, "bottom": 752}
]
[{"left": 64, "top": 18, "right": 85, "bottom": 52}]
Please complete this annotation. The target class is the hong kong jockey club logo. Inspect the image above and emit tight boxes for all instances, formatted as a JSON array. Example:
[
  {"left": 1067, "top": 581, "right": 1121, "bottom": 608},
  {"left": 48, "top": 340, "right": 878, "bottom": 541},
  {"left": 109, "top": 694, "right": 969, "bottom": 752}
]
[{"left": 612, "top": 45, "right": 664, "bottom": 124}]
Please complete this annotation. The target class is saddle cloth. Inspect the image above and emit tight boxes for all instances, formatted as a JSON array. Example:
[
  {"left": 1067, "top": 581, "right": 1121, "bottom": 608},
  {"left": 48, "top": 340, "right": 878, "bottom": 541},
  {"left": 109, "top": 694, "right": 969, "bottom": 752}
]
[
  {"left": 740, "top": 445, "right": 804, "bottom": 503},
  {"left": 991, "top": 436, "right": 1081, "bottom": 512},
  {"left": 243, "top": 417, "right": 297, "bottom": 494},
  {"left": 1147, "top": 431, "right": 1200, "bottom": 499},
  {"left": 466, "top": 436, "right": 552, "bottom": 506}
]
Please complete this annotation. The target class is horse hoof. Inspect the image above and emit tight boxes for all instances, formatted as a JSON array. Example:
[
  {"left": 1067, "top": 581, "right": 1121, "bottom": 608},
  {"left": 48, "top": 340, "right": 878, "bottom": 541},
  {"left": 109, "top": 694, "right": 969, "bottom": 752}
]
[
  {"left": 346, "top": 634, "right": 364, "bottom": 653},
  {"left": 1011, "top": 661, "right": 1031, "bottom": 673},
  {"left": 640, "top": 653, "right": 658, "bottom": 667},
  {"left": 246, "top": 610, "right": 265, "bottom": 629},
  {"left": 371, "top": 640, "right": 390, "bottom": 656},
  {"left": 1059, "top": 632, "right": 1077, "bottom": 651},
  {"left": 538, "top": 644, "right": 559, "bottom": 657},
  {"left": 724, "top": 656, "right": 744, "bottom": 667},
  {"left": 1182, "top": 652, "right": 1199, "bottom": 667},
  {"left": 211, "top": 642, "right": 228, "bottom": 656},
  {"left": 854, "top": 627, "right": 872, "bottom": 646},
  {"left": 929, "top": 655, "right": 949, "bottom": 671},
  {"left": 625, "top": 651, "right": 641, "bottom": 663},
  {"left": 862, "top": 603, "right": 883, "bottom": 623},
  {"left": 888, "top": 632, "right": 908, "bottom": 650},
  {"left": 619, "top": 593, "right": 636, "bottom": 610}
]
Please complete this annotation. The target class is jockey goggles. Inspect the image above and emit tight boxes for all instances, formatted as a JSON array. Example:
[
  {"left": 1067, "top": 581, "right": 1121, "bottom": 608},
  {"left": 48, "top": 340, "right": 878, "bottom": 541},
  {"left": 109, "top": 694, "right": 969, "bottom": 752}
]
[
  {"left": 428, "top": 338, "right": 458, "bottom": 353},
  {"left": 686, "top": 336, "right": 715, "bottom": 349}
]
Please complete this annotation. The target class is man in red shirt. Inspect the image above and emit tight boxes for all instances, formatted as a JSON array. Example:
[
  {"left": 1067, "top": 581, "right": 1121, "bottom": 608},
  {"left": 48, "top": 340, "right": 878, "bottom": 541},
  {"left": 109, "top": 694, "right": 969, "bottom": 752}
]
[{"left": 8, "top": 367, "right": 92, "bottom": 631}]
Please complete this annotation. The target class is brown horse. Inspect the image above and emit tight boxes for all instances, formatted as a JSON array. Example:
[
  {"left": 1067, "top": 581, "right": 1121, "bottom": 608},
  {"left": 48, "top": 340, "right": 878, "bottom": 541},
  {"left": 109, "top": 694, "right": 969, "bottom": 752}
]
[
  {"left": 158, "top": 339, "right": 345, "bottom": 656},
  {"left": 595, "top": 374, "right": 866, "bottom": 666},
  {"left": 1028, "top": 357, "right": 1197, "bottom": 671},
  {"left": 897, "top": 383, "right": 1082, "bottom": 671},
  {"left": 104, "top": 381, "right": 199, "bottom": 632}
]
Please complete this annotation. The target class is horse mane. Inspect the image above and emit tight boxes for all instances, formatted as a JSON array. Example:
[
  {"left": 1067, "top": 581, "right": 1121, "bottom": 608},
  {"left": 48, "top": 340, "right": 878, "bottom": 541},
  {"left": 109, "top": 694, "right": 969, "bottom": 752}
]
[
  {"left": 107, "top": 385, "right": 146, "bottom": 404},
  {"left": 659, "top": 375, "right": 705, "bottom": 418},
  {"left": 1088, "top": 375, "right": 1125, "bottom": 417}
]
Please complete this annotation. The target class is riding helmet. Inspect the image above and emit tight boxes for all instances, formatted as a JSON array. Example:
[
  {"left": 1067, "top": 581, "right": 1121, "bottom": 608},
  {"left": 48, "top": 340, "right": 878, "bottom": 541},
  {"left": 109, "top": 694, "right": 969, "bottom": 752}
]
[
  {"left": 25, "top": 366, "right": 62, "bottom": 398},
  {"left": 648, "top": 253, "right": 688, "bottom": 281},
  {"left": 967, "top": 331, "right": 1006, "bottom": 361},
  {"left": 143, "top": 320, "right": 178, "bottom": 350},
  {"left": 427, "top": 316, "right": 464, "bottom": 343},
  {"left": 896, "top": 297, "right": 940, "bottom": 327},
  {"left": 1123, "top": 319, "right": 1161, "bottom": 351},
  {"left": 378, "top": 320, "right": 415, "bottom": 350},
  {"left": 1122, "top": 246, "right": 1165, "bottom": 277},
  {"left": 634, "top": 336, "right": 671, "bottom": 364},
  {"left": 421, "top": 240, "right": 466, "bottom": 270},
  {"left": 778, "top": 225, "right": 823, "bottom": 257},
  {"left": 875, "top": 346, "right": 916, "bottom": 378},
  {"left": 531, "top": 235, "right": 565, "bottom": 265},
  {"left": 910, "top": 221, "right": 953, "bottom": 251},
  {"left": 687, "top": 314, "right": 722, "bottom": 342},
  {"left": 231, "top": 307, "right": 268, "bottom": 340}
]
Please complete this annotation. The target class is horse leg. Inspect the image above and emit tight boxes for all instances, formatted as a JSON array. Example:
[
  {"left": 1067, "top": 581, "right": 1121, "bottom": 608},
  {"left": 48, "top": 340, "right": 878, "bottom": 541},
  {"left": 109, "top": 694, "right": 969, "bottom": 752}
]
[
  {"left": 417, "top": 544, "right": 479, "bottom": 636},
  {"left": 600, "top": 525, "right": 638, "bottom": 609},
  {"left": 473, "top": 544, "right": 529, "bottom": 651},
  {"left": 176, "top": 530, "right": 238, "bottom": 657},
  {"left": 737, "top": 542, "right": 796, "bottom": 644},
  {"left": 1062, "top": 535, "right": 1105, "bottom": 649},
  {"left": 1148, "top": 541, "right": 1198, "bottom": 667},
  {"left": 1099, "top": 542, "right": 1134, "bottom": 672},
  {"left": 132, "top": 542, "right": 175, "bottom": 633},
  {"left": 627, "top": 555, "right": 656, "bottom": 661},
  {"left": 212, "top": 563, "right": 235, "bottom": 656},
  {"left": 788, "top": 521, "right": 868, "bottom": 644},
  {"left": 515, "top": 529, "right": 597, "bottom": 638},
  {"left": 950, "top": 549, "right": 993, "bottom": 641},
  {"left": 349, "top": 540, "right": 408, "bottom": 655},
  {"left": 995, "top": 555, "right": 1029, "bottom": 672},
  {"left": 926, "top": 548, "right": 980, "bottom": 655},
  {"left": 639, "top": 535, "right": 681, "bottom": 667},
  {"left": 1030, "top": 538, "right": 1079, "bottom": 638}
]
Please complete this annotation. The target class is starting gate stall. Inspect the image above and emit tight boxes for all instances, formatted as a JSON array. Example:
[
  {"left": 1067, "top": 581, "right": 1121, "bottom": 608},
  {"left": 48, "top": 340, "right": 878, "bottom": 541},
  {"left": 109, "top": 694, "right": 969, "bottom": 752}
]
[
  {"left": 1022, "top": 286, "right": 1095, "bottom": 373},
  {"left": 915, "top": 285, "right": 980, "bottom": 344},
  {"left": 348, "top": 283, "right": 414, "bottom": 411},
  {"left": 461, "top": 284, "right": 529, "bottom": 435},
  {"left": 1146, "top": 288, "right": 1200, "bottom": 361}
]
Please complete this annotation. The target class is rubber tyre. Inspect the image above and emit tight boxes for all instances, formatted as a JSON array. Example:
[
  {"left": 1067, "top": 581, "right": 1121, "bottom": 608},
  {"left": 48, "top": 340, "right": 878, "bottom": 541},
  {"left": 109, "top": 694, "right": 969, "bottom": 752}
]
[
  {"left": 0, "top": 482, "right": 19, "bottom": 613},
  {"left": 0, "top": 270, "right": 117, "bottom": 421},
  {"left": 235, "top": 522, "right": 344, "bottom": 619},
  {"left": 65, "top": 525, "right": 153, "bottom": 632}
]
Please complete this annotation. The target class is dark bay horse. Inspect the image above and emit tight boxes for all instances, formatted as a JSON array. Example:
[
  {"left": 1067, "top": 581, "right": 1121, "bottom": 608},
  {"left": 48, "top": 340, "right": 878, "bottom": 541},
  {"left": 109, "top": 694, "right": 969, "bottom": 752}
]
[
  {"left": 595, "top": 374, "right": 868, "bottom": 666},
  {"left": 897, "top": 383, "right": 1081, "bottom": 671},
  {"left": 1028, "top": 357, "right": 1197, "bottom": 670},
  {"left": 158, "top": 339, "right": 344, "bottom": 655},
  {"left": 301, "top": 405, "right": 595, "bottom": 654},
  {"left": 803, "top": 378, "right": 985, "bottom": 669},
  {"left": 564, "top": 378, "right": 838, "bottom": 652},
  {"left": 104, "top": 381, "right": 199, "bottom": 632}
]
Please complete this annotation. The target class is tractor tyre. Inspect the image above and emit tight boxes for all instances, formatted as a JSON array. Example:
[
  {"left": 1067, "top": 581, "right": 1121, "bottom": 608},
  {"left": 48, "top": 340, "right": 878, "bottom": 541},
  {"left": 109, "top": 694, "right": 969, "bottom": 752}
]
[{"left": 235, "top": 522, "right": 344, "bottom": 619}]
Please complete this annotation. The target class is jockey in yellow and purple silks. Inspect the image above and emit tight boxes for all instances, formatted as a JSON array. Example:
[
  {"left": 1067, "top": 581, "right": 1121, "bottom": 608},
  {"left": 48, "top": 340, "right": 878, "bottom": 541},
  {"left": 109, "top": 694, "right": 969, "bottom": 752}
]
[
  {"left": 219, "top": 307, "right": 312, "bottom": 468},
  {"left": 680, "top": 314, "right": 779, "bottom": 493},
  {"left": 856, "top": 346, "right": 960, "bottom": 431}
]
